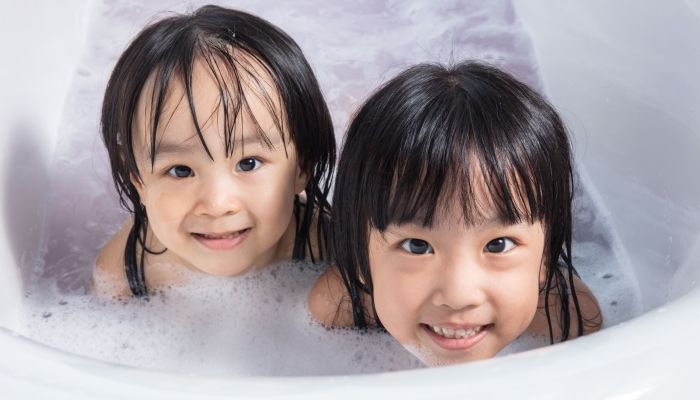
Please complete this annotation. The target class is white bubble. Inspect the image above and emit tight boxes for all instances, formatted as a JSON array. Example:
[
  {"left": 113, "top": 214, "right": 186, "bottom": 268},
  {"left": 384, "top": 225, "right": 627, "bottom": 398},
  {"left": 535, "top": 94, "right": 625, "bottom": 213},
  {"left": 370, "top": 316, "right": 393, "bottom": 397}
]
[
  {"left": 27, "top": 261, "right": 425, "bottom": 376},
  {"left": 24, "top": 0, "right": 643, "bottom": 375}
]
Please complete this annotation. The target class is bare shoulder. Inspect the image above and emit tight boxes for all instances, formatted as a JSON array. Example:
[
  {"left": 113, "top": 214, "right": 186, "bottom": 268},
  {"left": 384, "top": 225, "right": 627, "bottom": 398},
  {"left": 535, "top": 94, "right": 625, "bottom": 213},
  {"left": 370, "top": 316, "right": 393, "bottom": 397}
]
[
  {"left": 528, "top": 273, "right": 603, "bottom": 340},
  {"left": 92, "top": 219, "right": 133, "bottom": 297},
  {"left": 308, "top": 265, "right": 354, "bottom": 327},
  {"left": 571, "top": 275, "right": 603, "bottom": 334}
]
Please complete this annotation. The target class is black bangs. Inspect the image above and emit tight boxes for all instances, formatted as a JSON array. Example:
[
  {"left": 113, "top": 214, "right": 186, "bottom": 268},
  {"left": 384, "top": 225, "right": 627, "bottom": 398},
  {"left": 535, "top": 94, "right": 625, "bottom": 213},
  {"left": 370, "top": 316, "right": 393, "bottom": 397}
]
[
  {"left": 356, "top": 62, "right": 570, "bottom": 234},
  {"left": 137, "top": 25, "right": 290, "bottom": 173},
  {"left": 332, "top": 61, "right": 580, "bottom": 340},
  {"left": 102, "top": 5, "right": 336, "bottom": 297},
  {"left": 109, "top": 8, "right": 306, "bottom": 183}
]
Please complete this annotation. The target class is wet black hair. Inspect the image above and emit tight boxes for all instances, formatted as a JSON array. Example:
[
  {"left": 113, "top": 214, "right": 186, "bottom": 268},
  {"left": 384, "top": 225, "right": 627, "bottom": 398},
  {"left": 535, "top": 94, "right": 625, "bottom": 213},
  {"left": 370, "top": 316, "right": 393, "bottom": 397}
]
[
  {"left": 101, "top": 5, "right": 335, "bottom": 297},
  {"left": 332, "top": 61, "right": 585, "bottom": 343}
]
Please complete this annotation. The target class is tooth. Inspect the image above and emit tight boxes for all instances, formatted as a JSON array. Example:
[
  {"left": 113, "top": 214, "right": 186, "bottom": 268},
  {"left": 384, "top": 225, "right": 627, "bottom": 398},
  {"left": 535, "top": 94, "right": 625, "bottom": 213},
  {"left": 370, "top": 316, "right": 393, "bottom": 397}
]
[
  {"left": 432, "top": 325, "right": 440, "bottom": 333},
  {"left": 455, "top": 329, "right": 466, "bottom": 337},
  {"left": 444, "top": 328, "right": 455, "bottom": 337}
]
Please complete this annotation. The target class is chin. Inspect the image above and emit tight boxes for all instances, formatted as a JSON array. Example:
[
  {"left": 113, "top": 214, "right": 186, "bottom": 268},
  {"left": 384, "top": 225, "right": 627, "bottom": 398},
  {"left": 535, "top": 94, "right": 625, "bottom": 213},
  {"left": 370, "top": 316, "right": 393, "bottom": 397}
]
[
  {"left": 403, "top": 338, "right": 498, "bottom": 367},
  {"left": 219, "top": 261, "right": 261, "bottom": 277},
  {"left": 202, "top": 264, "right": 248, "bottom": 277},
  {"left": 401, "top": 341, "right": 456, "bottom": 367}
]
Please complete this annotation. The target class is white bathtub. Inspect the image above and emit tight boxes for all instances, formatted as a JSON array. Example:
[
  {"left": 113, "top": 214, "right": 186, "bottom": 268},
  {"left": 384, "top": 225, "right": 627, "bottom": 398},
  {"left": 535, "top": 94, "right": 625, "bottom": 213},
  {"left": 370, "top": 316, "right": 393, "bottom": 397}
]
[{"left": 1, "top": 0, "right": 699, "bottom": 398}]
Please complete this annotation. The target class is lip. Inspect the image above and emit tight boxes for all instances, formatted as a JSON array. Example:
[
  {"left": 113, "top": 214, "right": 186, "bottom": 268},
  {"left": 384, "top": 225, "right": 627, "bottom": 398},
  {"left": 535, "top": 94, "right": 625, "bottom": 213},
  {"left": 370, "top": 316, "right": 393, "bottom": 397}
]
[
  {"left": 422, "top": 323, "right": 492, "bottom": 351},
  {"left": 191, "top": 228, "right": 250, "bottom": 250}
]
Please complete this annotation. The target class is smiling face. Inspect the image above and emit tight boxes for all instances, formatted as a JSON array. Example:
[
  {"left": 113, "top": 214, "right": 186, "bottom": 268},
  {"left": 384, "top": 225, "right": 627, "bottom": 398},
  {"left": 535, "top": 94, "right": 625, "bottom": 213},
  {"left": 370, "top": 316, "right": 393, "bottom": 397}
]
[
  {"left": 369, "top": 190, "right": 546, "bottom": 366},
  {"left": 130, "top": 56, "right": 307, "bottom": 276}
]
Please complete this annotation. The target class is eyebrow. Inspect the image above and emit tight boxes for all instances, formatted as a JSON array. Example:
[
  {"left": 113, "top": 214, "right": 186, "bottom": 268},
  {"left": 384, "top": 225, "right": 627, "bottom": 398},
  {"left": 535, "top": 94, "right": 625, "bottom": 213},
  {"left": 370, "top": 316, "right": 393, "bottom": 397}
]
[
  {"left": 478, "top": 213, "right": 515, "bottom": 227},
  {"left": 146, "top": 131, "right": 283, "bottom": 161},
  {"left": 231, "top": 131, "right": 282, "bottom": 149},
  {"left": 149, "top": 138, "right": 202, "bottom": 158},
  {"left": 392, "top": 211, "right": 519, "bottom": 232}
]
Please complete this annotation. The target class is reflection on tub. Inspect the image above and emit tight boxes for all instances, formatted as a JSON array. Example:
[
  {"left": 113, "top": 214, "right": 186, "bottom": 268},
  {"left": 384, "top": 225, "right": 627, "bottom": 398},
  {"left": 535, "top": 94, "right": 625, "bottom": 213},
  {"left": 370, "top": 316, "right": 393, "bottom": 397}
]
[{"left": 23, "top": 0, "right": 642, "bottom": 376}]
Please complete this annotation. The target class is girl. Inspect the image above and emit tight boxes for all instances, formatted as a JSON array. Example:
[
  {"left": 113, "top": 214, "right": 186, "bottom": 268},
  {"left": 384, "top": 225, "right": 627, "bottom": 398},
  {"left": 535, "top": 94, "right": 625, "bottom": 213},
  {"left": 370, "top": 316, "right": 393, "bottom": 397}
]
[
  {"left": 94, "top": 5, "right": 335, "bottom": 297},
  {"left": 309, "top": 61, "right": 602, "bottom": 366}
]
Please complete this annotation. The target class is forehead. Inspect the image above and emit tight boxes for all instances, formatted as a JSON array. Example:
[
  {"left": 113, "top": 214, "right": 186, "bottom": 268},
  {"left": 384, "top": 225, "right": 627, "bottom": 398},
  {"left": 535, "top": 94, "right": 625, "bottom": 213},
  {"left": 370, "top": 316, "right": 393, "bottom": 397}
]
[{"left": 131, "top": 51, "right": 285, "bottom": 157}]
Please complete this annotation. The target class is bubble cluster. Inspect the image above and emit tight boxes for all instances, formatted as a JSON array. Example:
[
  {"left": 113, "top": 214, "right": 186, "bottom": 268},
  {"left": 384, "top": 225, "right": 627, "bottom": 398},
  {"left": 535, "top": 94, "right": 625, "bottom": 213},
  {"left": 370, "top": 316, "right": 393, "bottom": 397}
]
[
  {"left": 26, "top": 261, "right": 424, "bottom": 376},
  {"left": 23, "top": 0, "right": 643, "bottom": 376}
]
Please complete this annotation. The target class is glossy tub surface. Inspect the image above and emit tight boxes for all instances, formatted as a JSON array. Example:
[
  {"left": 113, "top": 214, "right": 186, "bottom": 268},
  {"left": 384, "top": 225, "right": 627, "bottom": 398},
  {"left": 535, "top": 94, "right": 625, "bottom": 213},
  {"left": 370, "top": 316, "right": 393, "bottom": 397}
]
[{"left": 0, "top": 1, "right": 698, "bottom": 398}]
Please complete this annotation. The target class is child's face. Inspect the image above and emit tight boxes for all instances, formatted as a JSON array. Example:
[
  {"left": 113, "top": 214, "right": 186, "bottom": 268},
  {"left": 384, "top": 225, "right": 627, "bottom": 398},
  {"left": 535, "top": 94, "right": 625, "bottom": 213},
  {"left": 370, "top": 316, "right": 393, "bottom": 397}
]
[
  {"left": 130, "top": 57, "right": 307, "bottom": 276},
  {"left": 369, "top": 194, "right": 545, "bottom": 366}
]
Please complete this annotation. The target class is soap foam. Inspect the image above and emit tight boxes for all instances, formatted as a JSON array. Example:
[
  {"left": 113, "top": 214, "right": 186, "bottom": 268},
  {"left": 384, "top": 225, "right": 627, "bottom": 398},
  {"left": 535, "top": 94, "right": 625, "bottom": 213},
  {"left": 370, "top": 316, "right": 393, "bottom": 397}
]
[
  {"left": 24, "top": 0, "right": 643, "bottom": 376},
  {"left": 26, "top": 261, "right": 424, "bottom": 376}
]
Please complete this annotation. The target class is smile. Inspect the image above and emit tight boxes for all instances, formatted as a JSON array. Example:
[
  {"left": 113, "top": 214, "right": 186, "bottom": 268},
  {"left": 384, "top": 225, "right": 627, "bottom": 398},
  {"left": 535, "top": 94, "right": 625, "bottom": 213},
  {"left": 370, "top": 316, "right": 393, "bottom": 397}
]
[
  {"left": 198, "top": 231, "right": 245, "bottom": 240},
  {"left": 191, "top": 228, "right": 250, "bottom": 250},
  {"left": 426, "top": 324, "right": 486, "bottom": 339},
  {"left": 422, "top": 323, "right": 492, "bottom": 351}
]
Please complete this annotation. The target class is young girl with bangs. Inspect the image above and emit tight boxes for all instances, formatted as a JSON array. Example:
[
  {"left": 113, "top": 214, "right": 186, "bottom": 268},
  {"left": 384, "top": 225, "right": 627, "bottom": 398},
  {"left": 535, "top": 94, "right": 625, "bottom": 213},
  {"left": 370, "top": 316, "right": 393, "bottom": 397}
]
[
  {"left": 94, "top": 5, "right": 335, "bottom": 297},
  {"left": 309, "top": 61, "right": 602, "bottom": 366}
]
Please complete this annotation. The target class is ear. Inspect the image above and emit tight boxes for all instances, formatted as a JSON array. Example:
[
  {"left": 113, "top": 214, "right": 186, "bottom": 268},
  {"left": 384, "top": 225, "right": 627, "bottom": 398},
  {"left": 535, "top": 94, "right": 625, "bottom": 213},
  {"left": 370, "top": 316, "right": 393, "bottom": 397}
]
[
  {"left": 130, "top": 173, "right": 146, "bottom": 204},
  {"left": 294, "top": 163, "right": 310, "bottom": 195},
  {"left": 539, "top": 255, "right": 548, "bottom": 286}
]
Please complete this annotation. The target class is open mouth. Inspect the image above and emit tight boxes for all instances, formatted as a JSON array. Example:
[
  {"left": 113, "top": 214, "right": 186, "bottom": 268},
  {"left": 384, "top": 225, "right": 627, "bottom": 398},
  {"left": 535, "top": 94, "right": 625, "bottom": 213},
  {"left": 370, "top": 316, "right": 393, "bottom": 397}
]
[
  {"left": 191, "top": 228, "right": 250, "bottom": 250},
  {"left": 425, "top": 324, "right": 487, "bottom": 339},
  {"left": 422, "top": 323, "right": 492, "bottom": 351},
  {"left": 195, "top": 230, "right": 247, "bottom": 240}
]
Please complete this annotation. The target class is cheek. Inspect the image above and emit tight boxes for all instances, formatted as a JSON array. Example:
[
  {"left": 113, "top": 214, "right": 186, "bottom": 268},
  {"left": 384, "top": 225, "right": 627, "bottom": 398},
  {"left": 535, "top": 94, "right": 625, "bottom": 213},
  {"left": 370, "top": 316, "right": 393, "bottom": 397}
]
[
  {"left": 496, "top": 262, "right": 542, "bottom": 330},
  {"left": 370, "top": 249, "right": 426, "bottom": 343},
  {"left": 142, "top": 183, "right": 190, "bottom": 234},
  {"left": 248, "top": 164, "right": 298, "bottom": 228}
]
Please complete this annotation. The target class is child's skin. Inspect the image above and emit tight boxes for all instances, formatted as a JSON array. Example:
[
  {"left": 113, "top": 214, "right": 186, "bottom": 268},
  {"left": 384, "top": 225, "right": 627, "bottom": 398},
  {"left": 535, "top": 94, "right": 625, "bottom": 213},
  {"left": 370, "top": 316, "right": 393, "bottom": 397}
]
[
  {"left": 309, "top": 176, "right": 601, "bottom": 366},
  {"left": 310, "top": 60, "right": 601, "bottom": 366},
  {"left": 94, "top": 55, "right": 310, "bottom": 295}
]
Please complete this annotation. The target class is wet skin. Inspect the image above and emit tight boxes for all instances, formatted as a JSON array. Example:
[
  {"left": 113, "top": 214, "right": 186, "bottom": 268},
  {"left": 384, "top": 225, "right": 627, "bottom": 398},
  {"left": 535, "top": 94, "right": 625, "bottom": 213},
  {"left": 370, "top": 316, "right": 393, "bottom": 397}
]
[
  {"left": 309, "top": 198, "right": 602, "bottom": 366},
  {"left": 366, "top": 205, "right": 546, "bottom": 366},
  {"left": 94, "top": 55, "right": 308, "bottom": 295}
]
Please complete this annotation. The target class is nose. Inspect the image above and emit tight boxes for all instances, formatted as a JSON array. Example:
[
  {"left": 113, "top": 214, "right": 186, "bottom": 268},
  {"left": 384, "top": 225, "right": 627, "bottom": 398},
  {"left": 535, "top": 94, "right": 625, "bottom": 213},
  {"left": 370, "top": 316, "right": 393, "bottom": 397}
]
[
  {"left": 432, "top": 254, "right": 487, "bottom": 311},
  {"left": 193, "top": 173, "right": 243, "bottom": 218}
]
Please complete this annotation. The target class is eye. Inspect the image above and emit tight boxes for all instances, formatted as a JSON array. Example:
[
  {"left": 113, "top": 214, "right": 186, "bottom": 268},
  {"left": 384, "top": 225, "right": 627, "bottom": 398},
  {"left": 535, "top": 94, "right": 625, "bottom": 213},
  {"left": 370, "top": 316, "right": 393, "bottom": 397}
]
[
  {"left": 484, "top": 237, "right": 515, "bottom": 253},
  {"left": 236, "top": 157, "right": 262, "bottom": 172},
  {"left": 167, "top": 165, "right": 194, "bottom": 178},
  {"left": 400, "top": 239, "right": 434, "bottom": 255}
]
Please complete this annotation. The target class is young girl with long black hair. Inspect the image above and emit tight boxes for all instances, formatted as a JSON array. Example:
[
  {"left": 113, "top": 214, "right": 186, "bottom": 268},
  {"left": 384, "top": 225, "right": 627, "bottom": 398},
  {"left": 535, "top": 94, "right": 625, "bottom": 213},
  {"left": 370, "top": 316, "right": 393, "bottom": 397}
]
[
  {"left": 94, "top": 5, "right": 335, "bottom": 297},
  {"left": 309, "top": 61, "right": 602, "bottom": 366}
]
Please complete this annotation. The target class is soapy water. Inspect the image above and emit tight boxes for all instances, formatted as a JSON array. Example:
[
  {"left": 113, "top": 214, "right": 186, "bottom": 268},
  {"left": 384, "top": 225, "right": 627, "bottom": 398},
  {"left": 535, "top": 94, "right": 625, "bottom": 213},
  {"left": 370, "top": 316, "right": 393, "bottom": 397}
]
[
  {"left": 27, "top": 261, "right": 425, "bottom": 376},
  {"left": 24, "top": 0, "right": 642, "bottom": 376},
  {"left": 27, "top": 178, "right": 640, "bottom": 376}
]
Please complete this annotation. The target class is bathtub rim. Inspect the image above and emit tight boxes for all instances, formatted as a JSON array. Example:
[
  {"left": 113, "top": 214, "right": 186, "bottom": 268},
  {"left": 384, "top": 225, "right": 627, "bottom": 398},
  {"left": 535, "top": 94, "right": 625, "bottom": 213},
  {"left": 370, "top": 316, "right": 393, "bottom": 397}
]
[{"left": 3, "top": 283, "right": 699, "bottom": 399}]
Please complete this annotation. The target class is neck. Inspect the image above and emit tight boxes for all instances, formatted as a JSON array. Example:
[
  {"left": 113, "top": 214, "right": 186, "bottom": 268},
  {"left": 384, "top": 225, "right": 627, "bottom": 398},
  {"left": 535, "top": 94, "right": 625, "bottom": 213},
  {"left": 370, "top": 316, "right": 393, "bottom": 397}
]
[{"left": 272, "top": 210, "right": 299, "bottom": 261}]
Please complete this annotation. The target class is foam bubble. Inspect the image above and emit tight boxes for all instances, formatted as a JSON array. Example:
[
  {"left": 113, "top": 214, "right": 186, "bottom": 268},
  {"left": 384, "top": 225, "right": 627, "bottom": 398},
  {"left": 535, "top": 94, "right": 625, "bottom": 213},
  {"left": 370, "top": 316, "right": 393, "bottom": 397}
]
[
  {"left": 27, "top": 261, "right": 425, "bottom": 376},
  {"left": 24, "top": 0, "right": 644, "bottom": 375},
  {"left": 403, "top": 341, "right": 449, "bottom": 367}
]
